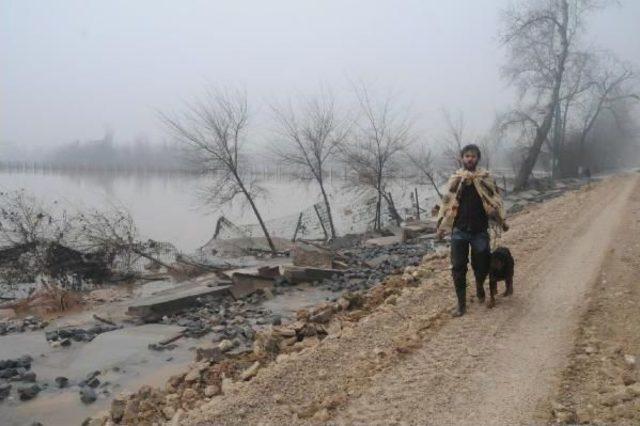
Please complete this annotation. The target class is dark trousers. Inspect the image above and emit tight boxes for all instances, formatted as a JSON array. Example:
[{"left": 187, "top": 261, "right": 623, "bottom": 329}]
[{"left": 450, "top": 228, "right": 490, "bottom": 307}]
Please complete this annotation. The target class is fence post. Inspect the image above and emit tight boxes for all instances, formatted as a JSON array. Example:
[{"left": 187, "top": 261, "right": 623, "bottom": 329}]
[
  {"left": 414, "top": 187, "right": 420, "bottom": 221},
  {"left": 292, "top": 212, "right": 303, "bottom": 242},
  {"left": 313, "top": 204, "right": 329, "bottom": 241}
]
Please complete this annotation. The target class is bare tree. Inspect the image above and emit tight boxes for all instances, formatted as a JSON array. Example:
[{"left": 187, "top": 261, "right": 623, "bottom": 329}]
[
  {"left": 73, "top": 205, "right": 174, "bottom": 271},
  {"left": 405, "top": 144, "right": 443, "bottom": 198},
  {"left": 574, "top": 58, "right": 638, "bottom": 162},
  {"left": 161, "top": 88, "right": 276, "bottom": 253},
  {"left": 501, "top": 0, "right": 603, "bottom": 189},
  {"left": 271, "top": 91, "right": 350, "bottom": 240},
  {"left": 342, "top": 83, "right": 413, "bottom": 230},
  {"left": 440, "top": 109, "right": 466, "bottom": 171}
]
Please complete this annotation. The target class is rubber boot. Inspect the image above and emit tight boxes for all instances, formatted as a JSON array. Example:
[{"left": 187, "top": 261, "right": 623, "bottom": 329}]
[
  {"left": 475, "top": 277, "right": 486, "bottom": 303},
  {"left": 452, "top": 277, "right": 467, "bottom": 317}
]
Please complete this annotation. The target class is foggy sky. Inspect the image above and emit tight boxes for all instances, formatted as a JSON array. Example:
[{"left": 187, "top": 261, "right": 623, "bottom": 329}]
[{"left": 2, "top": 0, "right": 639, "bottom": 152}]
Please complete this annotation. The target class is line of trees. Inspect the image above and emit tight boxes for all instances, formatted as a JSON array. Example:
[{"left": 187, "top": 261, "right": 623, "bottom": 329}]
[
  {"left": 160, "top": 83, "right": 446, "bottom": 251},
  {"left": 499, "top": 0, "right": 639, "bottom": 189},
  {"left": 158, "top": 0, "right": 639, "bottom": 252}
]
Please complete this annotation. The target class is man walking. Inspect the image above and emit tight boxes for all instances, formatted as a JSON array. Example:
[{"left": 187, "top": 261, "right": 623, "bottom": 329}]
[{"left": 436, "top": 144, "right": 508, "bottom": 317}]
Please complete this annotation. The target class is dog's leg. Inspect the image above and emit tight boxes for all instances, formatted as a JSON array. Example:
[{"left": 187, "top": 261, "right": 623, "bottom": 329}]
[
  {"left": 503, "top": 275, "right": 513, "bottom": 297},
  {"left": 487, "top": 278, "right": 497, "bottom": 308}
]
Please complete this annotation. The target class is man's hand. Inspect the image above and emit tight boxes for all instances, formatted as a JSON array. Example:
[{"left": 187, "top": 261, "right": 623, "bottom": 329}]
[{"left": 436, "top": 228, "right": 446, "bottom": 240}]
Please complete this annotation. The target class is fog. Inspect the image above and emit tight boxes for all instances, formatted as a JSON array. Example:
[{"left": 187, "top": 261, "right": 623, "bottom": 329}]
[{"left": 2, "top": 0, "right": 638, "bottom": 156}]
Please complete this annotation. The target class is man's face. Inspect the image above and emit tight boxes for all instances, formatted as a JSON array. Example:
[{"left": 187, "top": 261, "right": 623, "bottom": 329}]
[{"left": 462, "top": 151, "right": 479, "bottom": 170}]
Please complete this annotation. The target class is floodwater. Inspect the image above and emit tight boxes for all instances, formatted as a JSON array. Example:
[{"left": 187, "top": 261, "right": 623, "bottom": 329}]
[
  {"left": 0, "top": 170, "right": 440, "bottom": 252},
  {"left": 0, "top": 324, "right": 203, "bottom": 426},
  {"left": 0, "top": 282, "right": 344, "bottom": 426}
]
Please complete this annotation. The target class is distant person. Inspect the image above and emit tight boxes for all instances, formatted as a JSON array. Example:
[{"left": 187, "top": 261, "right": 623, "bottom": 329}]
[{"left": 436, "top": 144, "right": 508, "bottom": 317}]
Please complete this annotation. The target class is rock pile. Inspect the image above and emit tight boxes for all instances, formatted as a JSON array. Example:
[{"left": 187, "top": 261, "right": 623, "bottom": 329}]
[
  {"left": 310, "top": 241, "right": 431, "bottom": 293},
  {"left": 0, "top": 355, "right": 34, "bottom": 382},
  {"left": 0, "top": 315, "right": 48, "bottom": 336},
  {"left": 45, "top": 323, "right": 120, "bottom": 347}
]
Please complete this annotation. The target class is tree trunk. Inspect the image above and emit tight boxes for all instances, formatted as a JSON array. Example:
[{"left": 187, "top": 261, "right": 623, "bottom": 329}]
[
  {"left": 551, "top": 101, "right": 562, "bottom": 179},
  {"left": 375, "top": 190, "right": 382, "bottom": 230},
  {"left": 318, "top": 180, "right": 336, "bottom": 239},
  {"left": 233, "top": 172, "right": 276, "bottom": 253},
  {"left": 382, "top": 191, "right": 402, "bottom": 226},
  {"left": 514, "top": 0, "right": 569, "bottom": 191}
]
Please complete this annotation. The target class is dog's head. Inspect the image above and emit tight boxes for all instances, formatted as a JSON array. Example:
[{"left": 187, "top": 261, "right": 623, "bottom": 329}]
[{"left": 490, "top": 246, "right": 512, "bottom": 272}]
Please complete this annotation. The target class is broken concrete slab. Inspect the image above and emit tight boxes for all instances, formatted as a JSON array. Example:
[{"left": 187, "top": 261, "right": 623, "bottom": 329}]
[
  {"left": 127, "top": 284, "right": 231, "bottom": 319},
  {"left": 401, "top": 222, "right": 438, "bottom": 242},
  {"left": 229, "top": 273, "right": 274, "bottom": 300},
  {"left": 363, "top": 235, "right": 402, "bottom": 247},
  {"left": 282, "top": 266, "right": 345, "bottom": 284},
  {"left": 257, "top": 265, "right": 280, "bottom": 278},
  {"left": 292, "top": 242, "right": 333, "bottom": 268}
]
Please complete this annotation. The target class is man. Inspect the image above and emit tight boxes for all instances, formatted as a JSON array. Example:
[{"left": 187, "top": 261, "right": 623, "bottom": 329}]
[{"left": 436, "top": 144, "right": 508, "bottom": 317}]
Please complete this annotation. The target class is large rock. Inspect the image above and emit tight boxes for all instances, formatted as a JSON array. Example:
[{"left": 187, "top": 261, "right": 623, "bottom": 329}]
[
  {"left": 17, "top": 384, "right": 40, "bottom": 401},
  {"left": 240, "top": 361, "right": 261, "bottom": 381},
  {"left": 0, "top": 383, "right": 11, "bottom": 400},
  {"left": 229, "top": 273, "right": 274, "bottom": 300},
  {"left": 127, "top": 284, "right": 231, "bottom": 319},
  {"left": 401, "top": 222, "right": 437, "bottom": 242},
  {"left": 80, "top": 387, "right": 97, "bottom": 404},
  {"left": 292, "top": 242, "right": 333, "bottom": 268},
  {"left": 282, "top": 266, "right": 344, "bottom": 285}
]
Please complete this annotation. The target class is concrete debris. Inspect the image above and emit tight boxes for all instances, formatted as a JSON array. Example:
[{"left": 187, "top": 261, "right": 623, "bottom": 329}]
[
  {"left": 292, "top": 242, "right": 334, "bottom": 268},
  {"left": 229, "top": 273, "right": 274, "bottom": 300},
  {"left": 127, "top": 284, "right": 231, "bottom": 320}
]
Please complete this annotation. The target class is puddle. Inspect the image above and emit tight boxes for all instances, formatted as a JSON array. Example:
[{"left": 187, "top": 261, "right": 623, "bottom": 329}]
[{"left": 0, "top": 324, "right": 206, "bottom": 426}]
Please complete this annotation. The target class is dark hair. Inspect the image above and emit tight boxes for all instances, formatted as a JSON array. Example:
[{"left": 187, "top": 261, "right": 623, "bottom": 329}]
[{"left": 460, "top": 144, "right": 481, "bottom": 160}]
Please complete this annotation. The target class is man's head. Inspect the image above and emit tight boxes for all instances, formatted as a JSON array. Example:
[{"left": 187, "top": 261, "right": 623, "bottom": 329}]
[{"left": 460, "top": 144, "right": 481, "bottom": 171}]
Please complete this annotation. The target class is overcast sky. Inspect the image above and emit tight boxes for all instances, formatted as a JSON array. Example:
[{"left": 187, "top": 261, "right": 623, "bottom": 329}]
[{"left": 1, "top": 0, "right": 639, "bottom": 151}]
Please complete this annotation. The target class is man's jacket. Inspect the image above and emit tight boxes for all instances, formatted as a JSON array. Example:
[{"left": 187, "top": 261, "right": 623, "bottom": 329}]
[{"left": 436, "top": 167, "right": 507, "bottom": 234}]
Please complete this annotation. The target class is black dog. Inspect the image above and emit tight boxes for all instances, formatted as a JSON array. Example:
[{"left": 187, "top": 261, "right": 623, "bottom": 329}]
[{"left": 487, "top": 246, "right": 514, "bottom": 308}]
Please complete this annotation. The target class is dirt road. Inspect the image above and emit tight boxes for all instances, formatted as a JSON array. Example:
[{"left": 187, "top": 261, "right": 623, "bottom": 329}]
[{"left": 187, "top": 173, "right": 640, "bottom": 426}]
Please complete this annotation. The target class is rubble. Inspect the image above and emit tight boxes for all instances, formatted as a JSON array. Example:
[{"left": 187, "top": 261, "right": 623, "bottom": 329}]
[
  {"left": 45, "top": 323, "right": 120, "bottom": 345},
  {"left": 127, "top": 283, "right": 232, "bottom": 320},
  {"left": 0, "top": 355, "right": 33, "bottom": 381},
  {"left": 80, "top": 387, "right": 98, "bottom": 404},
  {"left": 229, "top": 273, "right": 274, "bottom": 299},
  {"left": 17, "top": 384, "right": 41, "bottom": 401},
  {"left": 0, "top": 315, "right": 48, "bottom": 336}
]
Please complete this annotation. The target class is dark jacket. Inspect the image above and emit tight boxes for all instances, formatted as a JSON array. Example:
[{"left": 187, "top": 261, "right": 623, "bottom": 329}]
[{"left": 453, "top": 182, "right": 488, "bottom": 233}]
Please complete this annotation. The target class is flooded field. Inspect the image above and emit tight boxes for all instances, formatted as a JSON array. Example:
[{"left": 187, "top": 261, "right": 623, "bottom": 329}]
[{"left": 0, "top": 170, "right": 440, "bottom": 252}]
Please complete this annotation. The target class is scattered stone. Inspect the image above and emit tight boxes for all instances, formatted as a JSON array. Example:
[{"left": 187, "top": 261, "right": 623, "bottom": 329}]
[
  {"left": 0, "top": 383, "right": 11, "bottom": 400},
  {"left": 80, "top": 387, "right": 97, "bottom": 404},
  {"left": 110, "top": 393, "right": 128, "bottom": 422},
  {"left": 20, "top": 371, "right": 36, "bottom": 382},
  {"left": 626, "top": 383, "right": 640, "bottom": 397},
  {"left": 204, "top": 384, "right": 221, "bottom": 397},
  {"left": 623, "top": 354, "right": 636, "bottom": 367},
  {"left": 17, "top": 384, "right": 41, "bottom": 401},
  {"left": 195, "top": 347, "right": 224, "bottom": 363},
  {"left": 241, "top": 361, "right": 261, "bottom": 381},
  {"left": 162, "top": 405, "right": 176, "bottom": 420},
  {"left": 218, "top": 339, "right": 235, "bottom": 353}
]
